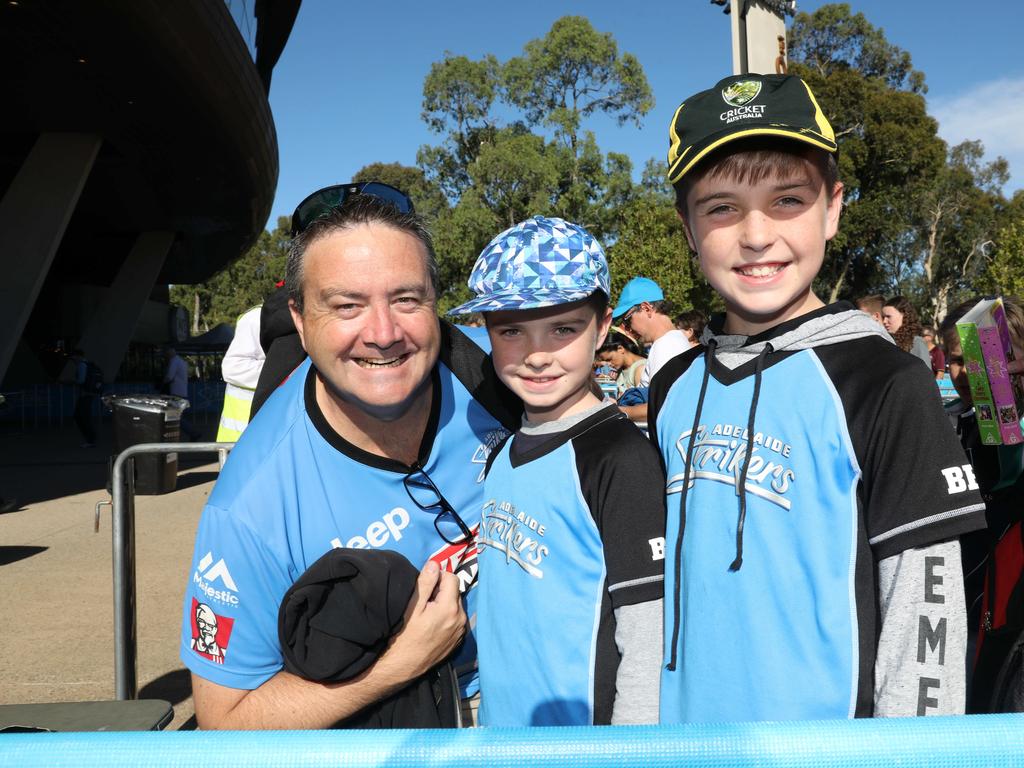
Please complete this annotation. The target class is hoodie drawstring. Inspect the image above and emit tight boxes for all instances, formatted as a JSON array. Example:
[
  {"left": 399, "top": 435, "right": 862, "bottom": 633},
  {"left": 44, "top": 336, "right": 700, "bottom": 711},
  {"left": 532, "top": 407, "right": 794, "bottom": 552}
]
[
  {"left": 666, "top": 339, "right": 773, "bottom": 671},
  {"left": 729, "top": 343, "right": 772, "bottom": 572},
  {"left": 667, "top": 338, "right": 717, "bottom": 672}
]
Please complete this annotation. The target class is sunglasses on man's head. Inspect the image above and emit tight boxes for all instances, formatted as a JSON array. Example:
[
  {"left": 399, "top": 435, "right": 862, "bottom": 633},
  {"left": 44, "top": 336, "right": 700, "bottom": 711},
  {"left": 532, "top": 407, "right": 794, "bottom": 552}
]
[{"left": 289, "top": 181, "right": 414, "bottom": 236}]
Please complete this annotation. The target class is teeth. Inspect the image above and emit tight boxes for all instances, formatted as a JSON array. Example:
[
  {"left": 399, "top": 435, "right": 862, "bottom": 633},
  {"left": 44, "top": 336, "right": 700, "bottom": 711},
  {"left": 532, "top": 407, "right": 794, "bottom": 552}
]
[
  {"left": 739, "top": 264, "right": 784, "bottom": 277},
  {"left": 357, "top": 356, "right": 403, "bottom": 368}
]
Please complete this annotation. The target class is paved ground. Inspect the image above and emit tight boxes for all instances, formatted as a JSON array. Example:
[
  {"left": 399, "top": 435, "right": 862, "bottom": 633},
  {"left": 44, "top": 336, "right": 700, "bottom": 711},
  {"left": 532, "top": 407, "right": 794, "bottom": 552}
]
[{"left": 0, "top": 417, "right": 223, "bottom": 731}]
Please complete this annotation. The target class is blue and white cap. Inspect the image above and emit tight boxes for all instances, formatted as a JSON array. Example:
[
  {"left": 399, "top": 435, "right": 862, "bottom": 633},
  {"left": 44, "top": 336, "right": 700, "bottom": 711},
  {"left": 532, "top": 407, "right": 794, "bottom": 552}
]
[{"left": 448, "top": 215, "right": 610, "bottom": 315}]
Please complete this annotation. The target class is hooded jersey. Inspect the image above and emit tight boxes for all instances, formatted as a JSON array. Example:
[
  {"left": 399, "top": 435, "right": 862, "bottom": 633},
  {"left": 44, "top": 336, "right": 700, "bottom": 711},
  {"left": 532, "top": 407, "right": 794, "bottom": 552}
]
[
  {"left": 476, "top": 406, "right": 665, "bottom": 726},
  {"left": 180, "top": 324, "right": 517, "bottom": 695},
  {"left": 649, "top": 302, "right": 986, "bottom": 723}
]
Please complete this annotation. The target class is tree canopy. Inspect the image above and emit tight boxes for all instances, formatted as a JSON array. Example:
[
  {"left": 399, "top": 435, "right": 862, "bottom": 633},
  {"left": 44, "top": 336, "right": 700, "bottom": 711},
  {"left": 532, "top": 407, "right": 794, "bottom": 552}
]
[{"left": 176, "top": 7, "right": 1022, "bottom": 335}]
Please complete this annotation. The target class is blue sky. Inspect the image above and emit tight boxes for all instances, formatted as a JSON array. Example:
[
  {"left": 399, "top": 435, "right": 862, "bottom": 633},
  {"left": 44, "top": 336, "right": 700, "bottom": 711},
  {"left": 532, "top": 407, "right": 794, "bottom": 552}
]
[{"left": 263, "top": 0, "right": 1024, "bottom": 227}]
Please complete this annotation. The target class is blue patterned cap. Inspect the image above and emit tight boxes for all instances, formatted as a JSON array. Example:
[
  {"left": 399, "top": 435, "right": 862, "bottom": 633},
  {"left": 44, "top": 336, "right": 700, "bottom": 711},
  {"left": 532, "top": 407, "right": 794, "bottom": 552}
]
[{"left": 448, "top": 215, "right": 610, "bottom": 315}]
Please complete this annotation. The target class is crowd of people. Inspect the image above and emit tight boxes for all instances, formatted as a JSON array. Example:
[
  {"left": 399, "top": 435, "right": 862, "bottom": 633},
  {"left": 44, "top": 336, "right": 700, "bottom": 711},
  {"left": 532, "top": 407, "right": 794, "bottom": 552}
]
[{"left": 176, "top": 71, "right": 1023, "bottom": 731}]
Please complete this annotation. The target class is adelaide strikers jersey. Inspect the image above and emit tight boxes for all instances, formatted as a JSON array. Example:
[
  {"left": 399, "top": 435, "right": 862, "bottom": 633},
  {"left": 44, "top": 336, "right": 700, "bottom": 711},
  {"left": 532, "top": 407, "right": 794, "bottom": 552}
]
[
  {"left": 648, "top": 304, "right": 986, "bottom": 723},
  {"left": 180, "top": 327, "right": 516, "bottom": 695},
  {"left": 476, "top": 406, "right": 665, "bottom": 726}
]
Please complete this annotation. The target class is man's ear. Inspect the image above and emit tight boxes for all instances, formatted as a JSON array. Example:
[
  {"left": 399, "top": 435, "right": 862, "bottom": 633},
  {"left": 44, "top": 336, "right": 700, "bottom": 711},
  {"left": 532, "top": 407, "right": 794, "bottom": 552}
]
[
  {"left": 288, "top": 299, "right": 308, "bottom": 352},
  {"left": 676, "top": 207, "right": 698, "bottom": 253}
]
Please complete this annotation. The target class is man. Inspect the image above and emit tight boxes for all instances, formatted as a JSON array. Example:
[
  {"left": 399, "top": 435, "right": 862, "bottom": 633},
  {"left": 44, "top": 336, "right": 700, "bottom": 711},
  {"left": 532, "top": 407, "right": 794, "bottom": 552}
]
[
  {"left": 855, "top": 294, "right": 885, "bottom": 327},
  {"left": 180, "top": 188, "right": 519, "bottom": 729},
  {"left": 216, "top": 305, "right": 265, "bottom": 442},
  {"left": 922, "top": 327, "right": 946, "bottom": 380},
  {"left": 612, "top": 277, "right": 692, "bottom": 423},
  {"left": 162, "top": 346, "right": 188, "bottom": 398}
]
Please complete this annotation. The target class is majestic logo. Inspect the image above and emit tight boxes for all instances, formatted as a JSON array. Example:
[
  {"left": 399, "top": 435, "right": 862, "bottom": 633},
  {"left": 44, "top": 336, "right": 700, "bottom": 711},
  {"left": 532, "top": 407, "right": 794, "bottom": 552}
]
[
  {"left": 193, "top": 552, "right": 239, "bottom": 606},
  {"left": 472, "top": 428, "right": 511, "bottom": 483},
  {"left": 722, "top": 80, "right": 762, "bottom": 107},
  {"left": 428, "top": 525, "right": 481, "bottom": 593},
  {"left": 479, "top": 500, "right": 550, "bottom": 579},
  {"left": 189, "top": 599, "right": 234, "bottom": 664},
  {"left": 666, "top": 423, "right": 796, "bottom": 510}
]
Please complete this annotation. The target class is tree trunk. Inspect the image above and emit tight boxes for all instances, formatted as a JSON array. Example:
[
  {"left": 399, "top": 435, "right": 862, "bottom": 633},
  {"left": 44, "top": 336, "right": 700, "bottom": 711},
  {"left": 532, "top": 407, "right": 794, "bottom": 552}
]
[{"left": 192, "top": 292, "right": 200, "bottom": 336}]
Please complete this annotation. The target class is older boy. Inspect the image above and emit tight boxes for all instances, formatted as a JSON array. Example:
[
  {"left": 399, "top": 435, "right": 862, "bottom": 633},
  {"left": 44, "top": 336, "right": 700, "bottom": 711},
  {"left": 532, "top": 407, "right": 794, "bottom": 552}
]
[
  {"left": 650, "top": 74, "right": 985, "bottom": 722},
  {"left": 450, "top": 216, "right": 666, "bottom": 726}
]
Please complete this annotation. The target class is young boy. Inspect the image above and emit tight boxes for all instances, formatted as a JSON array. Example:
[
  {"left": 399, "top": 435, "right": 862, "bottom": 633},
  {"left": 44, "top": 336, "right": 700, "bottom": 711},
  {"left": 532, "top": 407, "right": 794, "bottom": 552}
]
[
  {"left": 449, "top": 215, "right": 666, "bottom": 726},
  {"left": 650, "top": 73, "right": 986, "bottom": 722}
]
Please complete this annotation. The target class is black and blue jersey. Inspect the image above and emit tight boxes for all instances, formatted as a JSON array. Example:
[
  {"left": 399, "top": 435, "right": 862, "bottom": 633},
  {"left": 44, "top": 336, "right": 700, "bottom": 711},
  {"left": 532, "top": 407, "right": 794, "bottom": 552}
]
[
  {"left": 649, "top": 303, "right": 986, "bottom": 723},
  {"left": 476, "top": 406, "right": 665, "bottom": 726}
]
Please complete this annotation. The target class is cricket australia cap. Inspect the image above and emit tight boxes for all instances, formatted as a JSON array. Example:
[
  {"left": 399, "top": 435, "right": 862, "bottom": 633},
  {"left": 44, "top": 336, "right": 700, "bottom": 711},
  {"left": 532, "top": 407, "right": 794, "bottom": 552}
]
[
  {"left": 448, "top": 215, "right": 610, "bottom": 315},
  {"left": 666, "top": 73, "right": 837, "bottom": 184}
]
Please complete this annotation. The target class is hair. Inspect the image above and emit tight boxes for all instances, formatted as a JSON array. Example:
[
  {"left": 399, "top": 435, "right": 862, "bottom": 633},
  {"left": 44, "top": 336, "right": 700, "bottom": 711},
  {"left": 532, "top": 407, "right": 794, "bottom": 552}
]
[
  {"left": 286, "top": 193, "right": 438, "bottom": 313},
  {"left": 884, "top": 296, "right": 923, "bottom": 353},
  {"left": 599, "top": 329, "right": 644, "bottom": 357},
  {"left": 855, "top": 294, "right": 885, "bottom": 317},
  {"left": 674, "top": 309, "right": 707, "bottom": 338},
  {"left": 673, "top": 138, "right": 840, "bottom": 217},
  {"left": 646, "top": 298, "right": 676, "bottom": 318}
]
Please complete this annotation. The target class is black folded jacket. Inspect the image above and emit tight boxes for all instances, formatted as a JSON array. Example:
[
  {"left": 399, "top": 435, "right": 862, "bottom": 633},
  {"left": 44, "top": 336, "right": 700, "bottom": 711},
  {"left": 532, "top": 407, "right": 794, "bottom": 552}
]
[{"left": 278, "top": 547, "right": 459, "bottom": 729}]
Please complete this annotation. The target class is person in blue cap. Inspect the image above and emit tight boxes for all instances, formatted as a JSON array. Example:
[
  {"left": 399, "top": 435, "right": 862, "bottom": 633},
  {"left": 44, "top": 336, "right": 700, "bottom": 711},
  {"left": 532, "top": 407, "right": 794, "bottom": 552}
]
[
  {"left": 611, "top": 277, "right": 694, "bottom": 424},
  {"left": 449, "top": 215, "right": 666, "bottom": 726}
]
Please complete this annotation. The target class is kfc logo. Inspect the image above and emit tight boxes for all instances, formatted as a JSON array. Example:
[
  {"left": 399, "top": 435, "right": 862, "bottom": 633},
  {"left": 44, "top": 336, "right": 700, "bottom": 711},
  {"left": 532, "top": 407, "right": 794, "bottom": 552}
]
[{"left": 189, "top": 599, "right": 234, "bottom": 664}]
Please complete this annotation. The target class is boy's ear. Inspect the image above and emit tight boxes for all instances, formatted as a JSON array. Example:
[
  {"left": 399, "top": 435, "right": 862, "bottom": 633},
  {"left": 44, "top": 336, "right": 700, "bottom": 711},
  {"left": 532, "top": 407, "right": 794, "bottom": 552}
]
[
  {"left": 595, "top": 306, "right": 613, "bottom": 350},
  {"left": 676, "top": 207, "right": 698, "bottom": 253},
  {"left": 824, "top": 181, "right": 844, "bottom": 241}
]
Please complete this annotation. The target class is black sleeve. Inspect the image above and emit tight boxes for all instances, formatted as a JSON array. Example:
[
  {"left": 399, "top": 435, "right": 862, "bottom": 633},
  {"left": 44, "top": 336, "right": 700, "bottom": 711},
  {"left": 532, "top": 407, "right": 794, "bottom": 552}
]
[
  {"left": 817, "top": 339, "right": 986, "bottom": 559},
  {"left": 438, "top": 320, "right": 522, "bottom": 432},
  {"left": 251, "top": 334, "right": 306, "bottom": 418},
  {"left": 573, "top": 416, "right": 666, "bottom": 607},
  {"left": 647, "top": 345, "right": 702, "bottom": 469}
]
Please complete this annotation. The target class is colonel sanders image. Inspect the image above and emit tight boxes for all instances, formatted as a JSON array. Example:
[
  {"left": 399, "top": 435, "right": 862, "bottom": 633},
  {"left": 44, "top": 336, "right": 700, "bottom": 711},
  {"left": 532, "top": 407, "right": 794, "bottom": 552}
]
[{"left": 191, "top": 602, "right": 224, "bottom": 661}]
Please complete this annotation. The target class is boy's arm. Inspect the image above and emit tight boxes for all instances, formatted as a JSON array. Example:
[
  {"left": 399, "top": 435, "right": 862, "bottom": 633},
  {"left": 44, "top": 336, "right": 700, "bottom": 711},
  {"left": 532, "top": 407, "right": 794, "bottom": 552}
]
[
  {"left": 618, "top": 403, "right": 648, "bottom": 423},
  {"left": 611, "top": 599, "right": 663, "bottom": 724},
  {"left": 574, "top": 418, "right": 667, "bottom": 725},
  {"left": 873, "top": 539, "right": 966, "bottom": 716}
]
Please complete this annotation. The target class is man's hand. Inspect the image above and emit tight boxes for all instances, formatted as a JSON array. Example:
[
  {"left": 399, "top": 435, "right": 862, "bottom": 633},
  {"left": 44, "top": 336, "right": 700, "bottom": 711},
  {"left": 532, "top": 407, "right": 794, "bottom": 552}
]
[
  {"left": 192, "top": 561, "right": 468, "bottom": 730},
  {"left": 381, "top": 560, "right": 467, "bottom": 680}
]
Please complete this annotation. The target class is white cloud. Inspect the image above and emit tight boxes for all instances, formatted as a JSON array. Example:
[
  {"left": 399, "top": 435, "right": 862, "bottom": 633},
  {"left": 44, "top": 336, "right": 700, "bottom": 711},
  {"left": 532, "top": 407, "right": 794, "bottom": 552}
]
[{"left": 930, "top": 76, "right": 1024, "bottom": 195}]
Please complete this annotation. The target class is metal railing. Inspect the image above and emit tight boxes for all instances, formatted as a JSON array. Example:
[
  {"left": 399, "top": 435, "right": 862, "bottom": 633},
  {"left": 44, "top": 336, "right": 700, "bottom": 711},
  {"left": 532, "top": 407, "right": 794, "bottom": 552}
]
[{"left": 108, "top": 442, "right": 233, "bottom": 700}]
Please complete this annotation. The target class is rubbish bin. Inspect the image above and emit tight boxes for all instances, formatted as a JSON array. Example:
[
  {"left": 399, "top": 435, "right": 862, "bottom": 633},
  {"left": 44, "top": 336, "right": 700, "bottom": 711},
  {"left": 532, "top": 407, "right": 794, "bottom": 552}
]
[{"left": 104, "top": 395, "right": 188, "bottom": 495}]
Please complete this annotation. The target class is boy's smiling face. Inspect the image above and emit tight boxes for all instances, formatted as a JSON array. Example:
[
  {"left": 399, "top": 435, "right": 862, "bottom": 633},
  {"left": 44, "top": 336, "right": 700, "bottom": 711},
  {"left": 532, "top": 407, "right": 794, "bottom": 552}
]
[
  {"left": 681, "top": 158, "right": 843, "bottom": 336},
  {"left": 487, "top": 298, "right": 612, "bottom": 424}
]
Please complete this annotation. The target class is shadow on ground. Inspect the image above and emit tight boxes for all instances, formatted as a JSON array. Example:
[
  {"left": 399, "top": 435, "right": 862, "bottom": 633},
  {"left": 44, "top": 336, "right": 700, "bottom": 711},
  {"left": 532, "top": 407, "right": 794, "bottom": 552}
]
[
  {"left": 0, "top": 421, "right": 220, "bottom": 506},
  {"left": 0, "top": 545, "right": 47, "bottom": 566},
  {"left": 140, "top": 669, "right": 192, "bottom": 706}
]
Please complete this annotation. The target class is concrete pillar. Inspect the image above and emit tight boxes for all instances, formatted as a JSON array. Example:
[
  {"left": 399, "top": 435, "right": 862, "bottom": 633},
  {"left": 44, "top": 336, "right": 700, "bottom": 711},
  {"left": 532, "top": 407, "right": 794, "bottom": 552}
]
[
  {"left": 730, "top": 0, "right": 788, "bottom": 75},
  {"left": 76, "top": 231, "right": 175, "bottom": 381},
  {"left": 0, "top": 133, "right": 102, "bottom": 384}
]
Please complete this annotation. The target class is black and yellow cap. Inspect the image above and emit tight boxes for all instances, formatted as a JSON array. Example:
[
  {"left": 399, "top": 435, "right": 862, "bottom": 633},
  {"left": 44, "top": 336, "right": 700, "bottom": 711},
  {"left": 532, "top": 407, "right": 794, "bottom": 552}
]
[{"left": 667, "top": 73, "right": 836, "bottom": 185}]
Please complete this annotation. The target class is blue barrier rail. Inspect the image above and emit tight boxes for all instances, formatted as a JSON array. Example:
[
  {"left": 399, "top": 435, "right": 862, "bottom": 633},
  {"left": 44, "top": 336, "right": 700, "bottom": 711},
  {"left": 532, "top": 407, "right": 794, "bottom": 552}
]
[{"left": 2, "top": 714, "right": 1023, "bottom": 768}]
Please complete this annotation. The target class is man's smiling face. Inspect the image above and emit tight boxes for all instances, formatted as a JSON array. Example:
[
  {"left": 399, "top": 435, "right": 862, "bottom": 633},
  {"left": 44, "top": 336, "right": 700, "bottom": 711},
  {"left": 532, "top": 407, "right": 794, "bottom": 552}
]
[{"left": 290, "top": 222, "right": 441, "bottom": 422}]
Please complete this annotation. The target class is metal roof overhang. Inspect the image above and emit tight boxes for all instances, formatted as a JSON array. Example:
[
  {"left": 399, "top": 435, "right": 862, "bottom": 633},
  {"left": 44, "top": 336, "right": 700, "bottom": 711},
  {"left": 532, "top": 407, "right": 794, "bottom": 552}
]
[{"left": 0, "top": 0, "right": 280, "bottom": 286}]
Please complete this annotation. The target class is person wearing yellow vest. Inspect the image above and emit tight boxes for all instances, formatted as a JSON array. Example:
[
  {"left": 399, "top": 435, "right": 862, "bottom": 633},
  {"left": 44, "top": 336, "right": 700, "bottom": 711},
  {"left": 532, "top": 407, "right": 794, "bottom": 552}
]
[{"left": 217, "top": 305, "right": 265, "bottom": 441}]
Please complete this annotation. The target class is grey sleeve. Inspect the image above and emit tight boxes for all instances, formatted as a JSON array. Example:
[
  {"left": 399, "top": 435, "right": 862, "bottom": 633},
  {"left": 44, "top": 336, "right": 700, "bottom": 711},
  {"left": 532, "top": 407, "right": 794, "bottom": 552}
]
[
  {"left": 874, "top": 539, "right": 967, "bottom": 716},
  {"left": 611, "top": 598, "right": 662, "bottom": 725}
]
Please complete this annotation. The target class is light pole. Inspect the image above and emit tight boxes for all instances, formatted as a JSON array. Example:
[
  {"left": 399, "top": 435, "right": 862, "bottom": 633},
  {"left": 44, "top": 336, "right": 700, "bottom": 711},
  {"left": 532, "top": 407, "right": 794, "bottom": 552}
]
[{"left": 710, "top": 0, "right": 796, "bottom": 76}]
